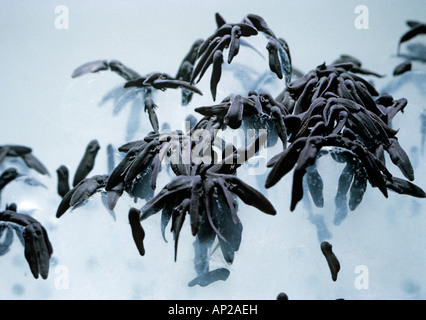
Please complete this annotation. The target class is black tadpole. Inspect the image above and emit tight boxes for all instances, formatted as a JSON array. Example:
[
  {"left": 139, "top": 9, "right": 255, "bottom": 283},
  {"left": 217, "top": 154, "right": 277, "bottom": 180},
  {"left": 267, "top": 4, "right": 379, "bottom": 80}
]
[
  {"left": 210, "top": 50, "right": 223, "bottom": 101},
  {"left": 56, "top": 165, "right": 70, "bottom": 198},
  {"left": 129, "top": 208, "right": 145, "bottom": 256},
  {"left": 0, "top": 208, "right": 53, "bottom": 279},
  {"left": 397, "top": 22, "right": 426, "bottom": 54},
  {"left": 321, "top": 241, "right": 340, "bottom": 281},
  {"left": 73, "top": 139, "right": 100, "bottom": 187},
  {"left": 266, "top": 39, "right": 283, "bottom": 79},
  {"left": 276, "top": 292, "right": 289, "bottom": 300},
  {"left": 393, "top": 60, "right": 412, "bottom": 76},
  {"left": 0, "top": 168, "right": 21, "bottom": 191},
  {"left": 0, "top": 145, "right": 49, "bottom": 176},
  {"left": 56, "top": 174, "right": 108, "bottom": 218}
]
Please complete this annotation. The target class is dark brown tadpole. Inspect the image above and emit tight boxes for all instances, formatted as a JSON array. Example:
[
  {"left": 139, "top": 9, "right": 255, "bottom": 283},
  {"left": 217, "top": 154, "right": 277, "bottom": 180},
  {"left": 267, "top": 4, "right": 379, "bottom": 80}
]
[
  {"left": 266, "top": 39, "right": 283, "bottom": 79},
  {"left": 20, "top": 152, "right": 50, "bottom": 176},
  {"left": 56, "top": 174, "right": 108, "bottom": 218},
  {"left": 73, "top": 139, "right": 100, "bottom": 187},
  {"left": 6, "top": 203, "right": 17, "bottom": 212},
  {"left": 152, "top": 78, "right": 203, "bottom": 96},
  {"left": 0, "top": 208, "right": 53, "bottom": 279},
  {"left": 276, "top": 292, "right": 289, "bottom": 300},
  {"left": 176, "top": 39, "right": 204, "bottom": 106},
  {"left": 224, "top": 94, "right": 244, "bottom": 129},
  {"left": 393, "top": 60, "right": 412, "bottom": 76},
  {"left": 72, "top": 59, "right": 141, "bottom": 81},
  {"left": 129, "top": 208, "right": 145, "bottom": 256},
  {"left": 0, "top": 145, "right": 49, "bottom": 176},
  {"left": 144, "top": 97, "right": 160, "bottom": 134},
  {"left": 0, "top": 168, "right": 21, "bottom": 191},
  {"left": 215, "top": 12, "right": 226, "bottom": 28},
  {"left": 385, "top": 176, "right": 426, "bottom": 198},
  {"left": 398, "top": 22, "right": 426, "bottom": 54},
  {"left": 56, "top": 165, "right": 70, "bottom": 198},
  {"left": 71, "top": 60, "right": 109, "bottom": 78},
  {"left": 108, "top": 60, "right": 141, "bottom": 81},
  {"left": 210, "top": 50, "right": 223, "bottom": 101},
  {"left": 244, "top": 14, "right": 276, "bottom": 38},
  {"left": 321, "top": 241, "right": 340, "bottom": 281},
  {"left": 348, "top": 160, "right": 367, "bottom": 211},
  {"left": 228, "top": 25, "right": 242, "bottom": 64},
  {"left": 387, "top": 137, "right": 414, "bottom": 181}
]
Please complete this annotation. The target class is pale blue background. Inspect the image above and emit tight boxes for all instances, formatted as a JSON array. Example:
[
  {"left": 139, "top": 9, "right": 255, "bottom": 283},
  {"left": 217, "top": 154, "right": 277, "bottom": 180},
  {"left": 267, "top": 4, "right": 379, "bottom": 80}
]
[{"left": 0, "top": 0, "right": 425, "bottom": 299}]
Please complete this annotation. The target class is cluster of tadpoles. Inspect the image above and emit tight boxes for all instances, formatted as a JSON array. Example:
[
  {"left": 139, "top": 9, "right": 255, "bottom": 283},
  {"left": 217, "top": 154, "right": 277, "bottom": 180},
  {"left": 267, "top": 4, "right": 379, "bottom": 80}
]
[
  {"left": 55, "top": 103, "right": 276, "bottom": 286},
  {"left": 266, "top": 61, "right": 426, "bottom": 222},
  {"left": 393, "top": 20, "right": 426, "bottom": 75},
  {"left": 0, "top": 13, "right": 425, "bottom": 296},
  {"left": 189, "top": 13, "right": 292, "bottom": 101},
  {"left": 397, "top": 20, "right": 426, "bottom": 54},
  {"left": 0, "top": 203, "right": 52, "bottom": 280},
  {"left": 0, "top": 146, "right": 52, "bottom": 279},
  {"left": 53, "top": 13, "right": 293, "bottom": 286}
]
